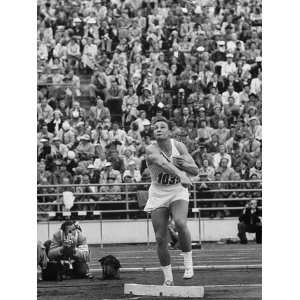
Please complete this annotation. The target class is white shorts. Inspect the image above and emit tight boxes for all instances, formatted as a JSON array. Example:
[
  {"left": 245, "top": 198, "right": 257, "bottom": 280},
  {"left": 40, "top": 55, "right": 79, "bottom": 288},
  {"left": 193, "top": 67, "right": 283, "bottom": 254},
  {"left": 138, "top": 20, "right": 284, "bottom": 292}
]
[{"left": 144, "top": 183, "right": 190, "bottom": 212}]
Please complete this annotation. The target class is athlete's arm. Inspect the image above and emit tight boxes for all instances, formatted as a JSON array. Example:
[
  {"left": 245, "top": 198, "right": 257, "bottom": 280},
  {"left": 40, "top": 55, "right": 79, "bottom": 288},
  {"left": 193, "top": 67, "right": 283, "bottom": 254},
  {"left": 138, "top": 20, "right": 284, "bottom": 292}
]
[
  {"left": 173, "top": 141, "right": 199, "bottom": 176},
  {"left": 145, "top": 145, "right": 184, "bottom": 178}
]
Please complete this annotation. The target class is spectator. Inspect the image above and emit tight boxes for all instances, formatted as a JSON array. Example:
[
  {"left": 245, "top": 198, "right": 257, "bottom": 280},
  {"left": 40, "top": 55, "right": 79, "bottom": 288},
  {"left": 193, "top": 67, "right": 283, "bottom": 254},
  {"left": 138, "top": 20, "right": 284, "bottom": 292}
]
[
  {"left": 99, "top": 162, "right": 122, "bottom": 184},
  {"left": 123, "top": 161, "right": 141, "bottom": 183},
  {"left": 99, "top": 173, "right": 122, "bottom": 202},
  {"left": 215, "top": 158, "right": 235, "bottom": 181},
  {"left": 249, "top": 159, "right": 262, "bottom": 179},
  {"left": 237, "top": 200, "right": 262, "bottom": 244},
  {"left": 108, "top": 149, "right": 125, "bottom": 174},
  {"left": 198, "top": 158, "right": 215, "bottom": 181},
  {"left": 108, "top": 122, "right": 127, "bottom": 145},
  {"left": 51, "top": 136, "right": 68, "bottom": 159},
  {"left": 38, "top": 98, "right": 54, "bottom": 124},
  {"left": 214, "top": 120, "right": 230, "bottom": 145},
  {"left": 75, "top": 134, "right": 95, "bottom": 161}
]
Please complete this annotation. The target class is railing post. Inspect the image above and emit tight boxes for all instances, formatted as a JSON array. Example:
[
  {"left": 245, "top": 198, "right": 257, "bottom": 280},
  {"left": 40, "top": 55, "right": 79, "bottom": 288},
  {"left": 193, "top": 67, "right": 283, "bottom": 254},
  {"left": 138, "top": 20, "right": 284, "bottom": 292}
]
[
  {"left": 146, "top": 212, "right": 150, "bottom": 248},
  {"left": 56, "top": 185, "right": 60, "bottom": 213},
  {"left": 100, "top": 212, "right": 103, "bottom": 249},
  {"left": 193, "top": 183, "right": 197, "bottom": 219},
  {"left": 125, "top": 184, "right": 129, "bottom": 219}
]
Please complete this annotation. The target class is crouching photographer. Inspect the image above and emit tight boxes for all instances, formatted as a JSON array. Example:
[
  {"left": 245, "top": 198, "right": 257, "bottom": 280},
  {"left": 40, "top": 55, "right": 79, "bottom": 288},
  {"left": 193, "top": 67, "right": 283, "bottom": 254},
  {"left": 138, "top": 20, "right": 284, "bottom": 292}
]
[
  {"left": 44, "top": 221, "right": 92, "bottom": 280},
  {"left": 237, "top": 200, "right": 262, "bottom": 244}
]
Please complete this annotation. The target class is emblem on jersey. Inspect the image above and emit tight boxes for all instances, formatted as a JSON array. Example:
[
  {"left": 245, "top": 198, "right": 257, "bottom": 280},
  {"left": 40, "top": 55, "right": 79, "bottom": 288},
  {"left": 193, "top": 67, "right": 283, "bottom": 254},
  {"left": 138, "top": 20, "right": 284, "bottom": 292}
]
[{"left": 157, "top": 173, "right": 180, "bottom": 185}]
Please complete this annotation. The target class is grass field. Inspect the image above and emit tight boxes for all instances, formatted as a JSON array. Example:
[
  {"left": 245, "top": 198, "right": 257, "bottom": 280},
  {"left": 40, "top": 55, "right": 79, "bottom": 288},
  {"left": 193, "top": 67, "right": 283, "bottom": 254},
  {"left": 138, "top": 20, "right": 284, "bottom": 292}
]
[{"left": 37, "top": 243, "right": 261, "bottom": 300}]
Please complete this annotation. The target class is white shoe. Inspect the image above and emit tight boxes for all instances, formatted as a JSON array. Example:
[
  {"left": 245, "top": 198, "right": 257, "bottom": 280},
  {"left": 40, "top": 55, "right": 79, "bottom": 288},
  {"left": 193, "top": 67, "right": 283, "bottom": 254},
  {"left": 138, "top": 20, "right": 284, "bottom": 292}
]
[
  {"left": 183, "top": 267, "right": 194, "bottom": 279},
  {"left": 163, "top": 280, "right": 174, "bottom": 286}
]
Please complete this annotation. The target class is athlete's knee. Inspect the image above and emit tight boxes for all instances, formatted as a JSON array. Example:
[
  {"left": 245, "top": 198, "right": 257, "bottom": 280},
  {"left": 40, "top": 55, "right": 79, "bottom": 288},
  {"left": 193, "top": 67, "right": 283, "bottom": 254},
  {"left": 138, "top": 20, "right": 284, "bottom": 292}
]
[
  {"left": 173, "top": 219, "right": 187, "bottom": 232},
  {"left": 155, "top": 233, "right": 167, "bottom": 246}
]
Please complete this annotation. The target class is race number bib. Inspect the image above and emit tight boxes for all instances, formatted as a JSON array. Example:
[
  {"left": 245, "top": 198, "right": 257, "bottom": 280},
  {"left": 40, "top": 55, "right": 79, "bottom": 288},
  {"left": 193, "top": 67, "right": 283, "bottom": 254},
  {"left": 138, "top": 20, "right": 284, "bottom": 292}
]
[{"left": 157, "top": 173, "right": 180, "bottom": 185}]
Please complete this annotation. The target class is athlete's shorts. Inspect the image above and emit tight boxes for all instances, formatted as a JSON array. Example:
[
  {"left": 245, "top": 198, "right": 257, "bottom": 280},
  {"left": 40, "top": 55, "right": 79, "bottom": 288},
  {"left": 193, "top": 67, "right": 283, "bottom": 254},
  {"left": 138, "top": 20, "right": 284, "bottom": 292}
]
[{"left": 144, "top": 183, "right": 189, "bottom": 212}]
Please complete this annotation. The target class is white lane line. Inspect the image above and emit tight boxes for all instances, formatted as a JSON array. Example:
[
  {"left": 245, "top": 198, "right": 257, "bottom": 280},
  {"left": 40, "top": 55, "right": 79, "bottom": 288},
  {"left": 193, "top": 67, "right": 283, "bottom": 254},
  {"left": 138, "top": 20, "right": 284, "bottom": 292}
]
[
  {"left": 89, "top": 255, "right": 260, "bottom": 261},
  {"left": 204, "top": 283, "right": 262, "bottom": 288},
  {"left": 88, "top": 259, "right": 261, "bottom": 267},
  {"left": 91, "top": 248, "right": 260, "bottom": 255},
  {"left": 87, "top": 264, "right": 261, "bottom": 273}
]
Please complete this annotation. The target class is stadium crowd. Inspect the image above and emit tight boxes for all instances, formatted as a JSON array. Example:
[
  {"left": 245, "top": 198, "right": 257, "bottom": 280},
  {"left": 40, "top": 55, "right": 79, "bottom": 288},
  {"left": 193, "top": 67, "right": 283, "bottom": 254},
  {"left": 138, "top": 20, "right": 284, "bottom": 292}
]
[{"left": 37, "top": 0, "right": 262, "bottom": 214}]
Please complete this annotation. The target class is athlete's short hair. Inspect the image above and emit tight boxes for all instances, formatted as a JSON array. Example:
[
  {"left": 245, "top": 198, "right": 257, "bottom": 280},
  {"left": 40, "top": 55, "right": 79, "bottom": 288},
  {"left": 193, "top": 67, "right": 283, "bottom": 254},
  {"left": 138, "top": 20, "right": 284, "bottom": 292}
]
[{"left": 152, "top": 116, "right": 170, "bottom": 128}]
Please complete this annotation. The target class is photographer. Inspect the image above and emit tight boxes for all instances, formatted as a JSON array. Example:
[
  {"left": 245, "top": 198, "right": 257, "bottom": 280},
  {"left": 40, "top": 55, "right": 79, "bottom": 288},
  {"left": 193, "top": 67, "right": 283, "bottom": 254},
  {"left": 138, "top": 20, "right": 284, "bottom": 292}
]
[
  {"left": 47, "top": 221, "right": 91, "bottom": 278},
  {"left": 237, "top": 200, "right": 262, "bottom": 244}
]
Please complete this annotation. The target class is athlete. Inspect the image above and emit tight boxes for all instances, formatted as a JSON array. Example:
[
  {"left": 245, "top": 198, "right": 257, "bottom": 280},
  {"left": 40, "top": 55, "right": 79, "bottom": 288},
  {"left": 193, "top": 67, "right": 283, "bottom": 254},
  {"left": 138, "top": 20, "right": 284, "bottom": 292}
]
[{"left": 144, "top": 116, "right": 199, "bottom": 286}]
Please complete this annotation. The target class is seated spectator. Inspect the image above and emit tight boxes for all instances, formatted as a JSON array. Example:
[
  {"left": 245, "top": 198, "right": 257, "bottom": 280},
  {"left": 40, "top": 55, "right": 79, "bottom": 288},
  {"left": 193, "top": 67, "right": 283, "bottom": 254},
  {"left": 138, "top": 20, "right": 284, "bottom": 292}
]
[
  {"left": 213, "top": 144, "right": 232, "bottom": 169},
  {"left": 206, "top": 133, "right": 220, "bottom": 153},
  {"left": 107, "top": 149, "right": 125, "bottom": 174},
  {"left": 123, "top": 161, "right": 141, "bottom": 183},
  {"left": 38, "top": 123, "right": 54, "bottom": 145},
  {"left": 93, "top": 152, "right": 108, "bottom": 171},
  {"left": 198, "top": 158, "right": 215, "bottom": 181},
  {"left": 222, "top": 84, "right": 240, "bottom": 106},
  {"left": 140, "top": 120, "right": 154, "bottom": 140},
  {"left": 75, "top": 134, "right": 95, "bottom": 161},
  {"left": 215, "top": 158, "right": 236, "bottom": 181},
  {"left": 249, "top": 159, "right": 262, "bottom": 179},
  {"left": 122, "top": 86, "right": 139, "bottom": 127},
  {"left": 214, "top": 120, "right": 230, "bottom": 145},
  {"left": 88, "top": 67, "right": 108, "bottom": 100},
  {"left": 248, "top": 116, "right": 262, "bottom": 142},
  {"left": 66, "top": 38, "right": 81, "bottom": 69},
  {"left": 135, "top": 110, "right": 150, "bottom": 132},
  {"left": 127, "top": 121, "right": 142, "bottom": 143},
  {"left": 75, "top": 174, "right": 96, "bottom": 211},
  {"left": 99, "top": 173, "right": 121, "bottom": 201},
  {"left": 69, "top": 101, "right": 87, "bottom": 124},
  {"left": 108, "top": 122, "right": 127, "bottom": 145},
  {"left": 99, "top": 162, "right": 122, "bottom": 184},
  {"left": 237, "top": 200, "right": 262, "bottom": 244},
  {"left": 47, "top": 110, "right": 64, "bottom": 135},
  {"left": 38, "top": 98, "right": 54, "bottom": 124},
  {"left": 89, "top": 98, "right": 111, "bottom": 124},
  {"left": 47, "top": 221, "right": 91, "bottom": 278},
  {"left": 197, "top": 119, "right": 213, "bottom": 144},
  {"left": 51, "top": 136, "right": 68, "bottom": 159}
]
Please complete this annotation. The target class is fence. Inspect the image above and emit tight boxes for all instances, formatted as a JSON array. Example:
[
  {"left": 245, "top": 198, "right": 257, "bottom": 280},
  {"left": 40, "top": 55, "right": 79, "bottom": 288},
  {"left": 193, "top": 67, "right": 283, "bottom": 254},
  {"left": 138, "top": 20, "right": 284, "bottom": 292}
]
[{"left": 37, "top": 180, "right": 262, "bottom": 221}]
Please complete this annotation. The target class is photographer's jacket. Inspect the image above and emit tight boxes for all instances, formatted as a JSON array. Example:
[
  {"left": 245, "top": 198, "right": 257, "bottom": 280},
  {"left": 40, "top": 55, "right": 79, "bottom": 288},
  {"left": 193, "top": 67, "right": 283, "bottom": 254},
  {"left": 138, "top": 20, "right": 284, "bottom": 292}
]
[
  {"left": 48, "top": 229, "right": 89, "bottom": 262},
  {"left": 239, "top": 208, "right": 261, "bottom": 225}
]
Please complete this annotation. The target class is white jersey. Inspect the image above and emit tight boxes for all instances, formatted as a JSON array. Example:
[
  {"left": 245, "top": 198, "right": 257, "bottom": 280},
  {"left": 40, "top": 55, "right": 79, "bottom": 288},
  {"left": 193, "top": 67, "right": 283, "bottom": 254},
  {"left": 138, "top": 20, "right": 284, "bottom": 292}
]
[
  {"left": 144, "top": 139, "right": 189, "bottom": 212},
  {"left": 148, "top": 138, "right": 181, "bottom": 186}
]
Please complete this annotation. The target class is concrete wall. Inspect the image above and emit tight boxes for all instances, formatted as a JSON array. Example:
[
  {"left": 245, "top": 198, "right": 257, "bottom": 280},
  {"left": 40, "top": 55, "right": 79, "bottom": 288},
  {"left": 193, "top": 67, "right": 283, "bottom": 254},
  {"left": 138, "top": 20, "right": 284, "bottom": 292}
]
[{"left": 37, "top": 218, "right": 239, "bottom": 244}]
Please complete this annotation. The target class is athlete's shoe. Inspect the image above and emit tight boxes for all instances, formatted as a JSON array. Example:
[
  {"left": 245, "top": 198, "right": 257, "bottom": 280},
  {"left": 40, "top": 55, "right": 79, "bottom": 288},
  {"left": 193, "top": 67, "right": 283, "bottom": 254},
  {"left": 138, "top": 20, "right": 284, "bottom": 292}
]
[
  {"left": 163, "top": 280, "right": 174, "bottom": 286},
  {"left": 183, "top": 267, "right": 194, "bottom": 279}
]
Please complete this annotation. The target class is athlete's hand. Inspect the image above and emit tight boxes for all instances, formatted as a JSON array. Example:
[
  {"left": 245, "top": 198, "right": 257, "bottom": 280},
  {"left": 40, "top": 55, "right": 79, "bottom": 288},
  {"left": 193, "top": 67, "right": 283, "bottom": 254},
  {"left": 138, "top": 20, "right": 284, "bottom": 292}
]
[{"left": 179, "top": 172, "right": 192, "bottom": 188}]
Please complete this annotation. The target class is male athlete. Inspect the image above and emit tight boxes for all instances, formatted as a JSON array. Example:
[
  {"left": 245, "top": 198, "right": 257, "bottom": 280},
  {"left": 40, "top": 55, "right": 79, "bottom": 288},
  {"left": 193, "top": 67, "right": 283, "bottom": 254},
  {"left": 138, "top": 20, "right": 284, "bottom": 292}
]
[{"left": 144, "top": 116, "right": 199, "bottom": 286}]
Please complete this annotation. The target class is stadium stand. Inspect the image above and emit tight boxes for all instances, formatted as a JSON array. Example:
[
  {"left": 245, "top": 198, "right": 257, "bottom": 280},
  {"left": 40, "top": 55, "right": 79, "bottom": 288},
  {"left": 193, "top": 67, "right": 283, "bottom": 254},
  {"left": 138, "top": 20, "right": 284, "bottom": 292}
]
[{"left": 37, "top": 0, "right": 262, "bottom": 220}]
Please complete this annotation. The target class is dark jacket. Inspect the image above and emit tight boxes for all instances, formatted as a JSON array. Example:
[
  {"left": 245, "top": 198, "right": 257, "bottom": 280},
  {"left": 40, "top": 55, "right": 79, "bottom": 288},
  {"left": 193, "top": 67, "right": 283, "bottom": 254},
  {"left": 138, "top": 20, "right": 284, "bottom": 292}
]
[{"left": 239, "top": 207, "right": 261, "bottom": 225}]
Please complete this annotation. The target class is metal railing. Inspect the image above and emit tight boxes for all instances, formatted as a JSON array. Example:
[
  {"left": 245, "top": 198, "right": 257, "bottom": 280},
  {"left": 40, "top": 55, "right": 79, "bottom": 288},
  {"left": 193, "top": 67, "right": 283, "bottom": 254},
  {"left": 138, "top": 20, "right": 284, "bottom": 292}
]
[{"left": 37, "top": 180, "right": 262, "bottom": 221}]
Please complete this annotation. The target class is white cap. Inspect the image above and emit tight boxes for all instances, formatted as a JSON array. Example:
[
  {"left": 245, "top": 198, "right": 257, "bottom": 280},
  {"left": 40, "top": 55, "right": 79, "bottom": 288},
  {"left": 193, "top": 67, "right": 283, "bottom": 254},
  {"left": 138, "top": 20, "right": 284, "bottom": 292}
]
[
  {"left": 67, "top": 151, "right": 76, "bottom": 160},
  {"left": 255, "top": 56, "right": 262, "bottom": 62},
  {"left": 226, "top": 53, "right": 234, "bottom": 58},
  {"left": 104, "top": 162, "right": 112, "bottom": 167},
  {"left": 196, "top": 46, "right": 205, "bottom": 52},
  {"left": 143, "top": 119, "right": 151, "bottom": 126}
]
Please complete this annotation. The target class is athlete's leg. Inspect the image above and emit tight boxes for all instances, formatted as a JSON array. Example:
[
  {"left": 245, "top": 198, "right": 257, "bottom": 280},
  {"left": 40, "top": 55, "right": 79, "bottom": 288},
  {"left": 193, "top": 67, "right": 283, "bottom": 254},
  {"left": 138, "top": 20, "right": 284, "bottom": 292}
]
[
  {"left": 151, "top": 207, "right": 170, "bottom": 266},
  {"left": 170, "top": 200, "right": 194, "bottom": 279},
  {"left": 151, "top": 207, "right": 174, "bottom": 285},
  {"left": 170, "top": 200, "right": 191, "bottom": 252}
]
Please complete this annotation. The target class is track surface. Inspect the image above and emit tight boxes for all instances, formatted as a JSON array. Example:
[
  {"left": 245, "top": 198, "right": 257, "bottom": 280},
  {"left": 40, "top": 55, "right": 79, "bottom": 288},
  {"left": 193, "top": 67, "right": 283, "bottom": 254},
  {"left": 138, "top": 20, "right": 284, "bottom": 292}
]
[{"left": 37, "top": 243, "right": 262, "bottom": 300}]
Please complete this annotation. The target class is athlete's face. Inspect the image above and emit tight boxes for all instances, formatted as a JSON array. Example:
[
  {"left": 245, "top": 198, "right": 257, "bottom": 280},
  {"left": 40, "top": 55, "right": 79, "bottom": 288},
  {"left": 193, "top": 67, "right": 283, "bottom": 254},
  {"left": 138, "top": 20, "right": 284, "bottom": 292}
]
[{"left": 154, "top": 121, "right": 169, "bottom": 140}]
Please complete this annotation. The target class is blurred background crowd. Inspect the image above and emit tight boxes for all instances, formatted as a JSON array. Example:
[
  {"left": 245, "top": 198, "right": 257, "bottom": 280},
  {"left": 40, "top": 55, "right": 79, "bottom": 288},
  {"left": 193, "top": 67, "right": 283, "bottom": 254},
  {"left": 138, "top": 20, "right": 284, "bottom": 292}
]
[{"left": 37, "top": 0, "right": 262, "bottom": 211}]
